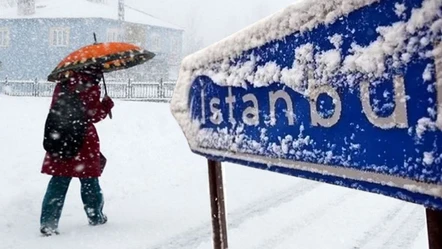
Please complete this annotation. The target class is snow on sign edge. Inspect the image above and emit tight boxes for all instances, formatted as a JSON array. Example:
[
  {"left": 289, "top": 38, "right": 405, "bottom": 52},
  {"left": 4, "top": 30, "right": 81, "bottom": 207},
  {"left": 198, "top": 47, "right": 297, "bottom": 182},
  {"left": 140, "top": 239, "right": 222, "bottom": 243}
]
[
  {"left": 171, "top": 0, "right": 381, "bottom": 138},
  {"left": 170, "top": 0, "right": 442, "bottom": 201}
]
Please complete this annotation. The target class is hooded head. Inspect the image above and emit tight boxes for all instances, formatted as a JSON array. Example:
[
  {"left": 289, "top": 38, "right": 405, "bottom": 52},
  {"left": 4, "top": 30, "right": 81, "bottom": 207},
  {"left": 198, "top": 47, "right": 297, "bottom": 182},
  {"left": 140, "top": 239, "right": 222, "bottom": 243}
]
[{"left": 70, "top": 67, "right": 103, "bottom": 86}]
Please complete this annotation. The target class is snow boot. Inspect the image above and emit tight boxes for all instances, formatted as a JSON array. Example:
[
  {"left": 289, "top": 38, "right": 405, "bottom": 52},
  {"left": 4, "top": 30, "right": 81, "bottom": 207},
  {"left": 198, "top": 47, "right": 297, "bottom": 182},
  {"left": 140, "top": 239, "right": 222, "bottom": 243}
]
[
  {"left": 88, "top": 214, "right": 108, "bottom": 226},
  {"left": 40, "top": 226, "right": 60, "bottom": 236}
]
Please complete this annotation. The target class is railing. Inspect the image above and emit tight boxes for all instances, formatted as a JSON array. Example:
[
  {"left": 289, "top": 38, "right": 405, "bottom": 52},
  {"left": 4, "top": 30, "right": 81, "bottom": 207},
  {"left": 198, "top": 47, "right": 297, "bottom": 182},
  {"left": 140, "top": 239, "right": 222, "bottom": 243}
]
[{"left": 0, "top": 78, "right": 176, "bottom": 102}]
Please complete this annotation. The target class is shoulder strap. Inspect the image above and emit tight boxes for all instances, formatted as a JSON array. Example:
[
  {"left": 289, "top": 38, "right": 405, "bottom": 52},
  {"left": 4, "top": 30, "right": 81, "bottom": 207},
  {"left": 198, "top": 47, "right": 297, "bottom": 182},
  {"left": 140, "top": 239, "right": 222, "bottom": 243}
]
[{"left": 58, "top": 83, "right": 69, "bottom": 94}]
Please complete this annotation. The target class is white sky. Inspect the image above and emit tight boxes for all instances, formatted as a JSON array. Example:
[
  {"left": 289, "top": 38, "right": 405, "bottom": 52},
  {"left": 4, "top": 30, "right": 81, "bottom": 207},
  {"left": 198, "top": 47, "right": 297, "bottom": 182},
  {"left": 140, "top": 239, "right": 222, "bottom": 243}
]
[{"left": 127, "top": 0, "right": 298, "bottom": 46}]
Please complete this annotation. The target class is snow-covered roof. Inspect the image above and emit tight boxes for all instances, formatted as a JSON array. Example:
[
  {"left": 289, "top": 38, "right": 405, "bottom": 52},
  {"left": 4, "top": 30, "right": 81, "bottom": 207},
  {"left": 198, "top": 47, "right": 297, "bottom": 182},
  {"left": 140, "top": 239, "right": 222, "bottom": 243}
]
[{"left": 0, "top": 0, "right": 182, "bottom": 30}]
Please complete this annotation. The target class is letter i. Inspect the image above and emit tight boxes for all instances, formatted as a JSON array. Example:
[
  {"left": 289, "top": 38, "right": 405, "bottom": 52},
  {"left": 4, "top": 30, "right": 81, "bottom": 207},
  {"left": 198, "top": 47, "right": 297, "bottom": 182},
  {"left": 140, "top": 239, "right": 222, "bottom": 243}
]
[{"left": 201, "top": 88, "right": 206, "bottom": 124}]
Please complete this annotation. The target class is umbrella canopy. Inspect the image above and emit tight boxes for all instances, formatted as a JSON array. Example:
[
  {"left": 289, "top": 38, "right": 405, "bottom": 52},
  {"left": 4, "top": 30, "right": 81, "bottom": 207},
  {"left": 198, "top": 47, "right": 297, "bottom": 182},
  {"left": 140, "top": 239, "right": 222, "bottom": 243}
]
[{"left": 47, "top": 42, "right": 155, "bottom": 82}]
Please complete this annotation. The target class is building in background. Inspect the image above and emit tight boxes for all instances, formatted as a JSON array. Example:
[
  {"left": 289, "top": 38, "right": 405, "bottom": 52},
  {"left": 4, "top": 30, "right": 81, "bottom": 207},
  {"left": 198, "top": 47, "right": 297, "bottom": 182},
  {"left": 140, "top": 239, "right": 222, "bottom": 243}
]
[{"left": 0, "top": 0, "right": 183, "bottom": 81}]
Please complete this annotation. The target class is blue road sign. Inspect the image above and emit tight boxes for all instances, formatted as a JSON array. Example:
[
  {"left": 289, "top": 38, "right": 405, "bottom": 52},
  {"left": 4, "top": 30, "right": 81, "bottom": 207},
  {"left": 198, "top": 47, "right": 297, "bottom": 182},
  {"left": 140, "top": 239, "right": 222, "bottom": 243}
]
[{"left": 171, "top": 0, "right": 442, "bottom": 209}]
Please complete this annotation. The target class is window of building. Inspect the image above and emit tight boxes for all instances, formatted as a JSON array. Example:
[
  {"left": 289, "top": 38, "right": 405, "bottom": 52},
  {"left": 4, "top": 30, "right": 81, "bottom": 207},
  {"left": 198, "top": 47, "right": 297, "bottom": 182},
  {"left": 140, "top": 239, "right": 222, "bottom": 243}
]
[
  {"left": 50, "top": 27, "right": 70, "bottom": 47},
  {"left": 0, "top": 27, "right": 10, "bottom": 47},
  {"left": 107, "top": 28, "right": 122, "bottom": 42}
]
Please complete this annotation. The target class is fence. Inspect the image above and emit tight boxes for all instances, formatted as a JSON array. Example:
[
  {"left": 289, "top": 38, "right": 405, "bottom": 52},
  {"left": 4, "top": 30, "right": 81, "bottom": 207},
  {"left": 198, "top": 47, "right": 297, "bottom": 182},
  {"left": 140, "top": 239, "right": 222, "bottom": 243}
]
[{"left": 0, "top": 78, "right": 176, "bottom": 102}]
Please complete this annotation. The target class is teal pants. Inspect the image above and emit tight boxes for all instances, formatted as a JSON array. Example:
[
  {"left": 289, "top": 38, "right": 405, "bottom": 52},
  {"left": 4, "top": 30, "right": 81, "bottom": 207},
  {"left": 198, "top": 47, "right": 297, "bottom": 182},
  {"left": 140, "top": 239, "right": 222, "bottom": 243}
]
[{"left": 40, "top": 176, "right": 106, "bottom": 230}]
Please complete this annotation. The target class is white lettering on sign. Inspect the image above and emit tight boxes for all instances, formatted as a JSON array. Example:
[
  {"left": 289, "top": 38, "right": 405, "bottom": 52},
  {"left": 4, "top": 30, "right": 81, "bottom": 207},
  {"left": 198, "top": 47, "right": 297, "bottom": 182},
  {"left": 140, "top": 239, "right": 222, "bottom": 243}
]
[
  {"left": 308, "top": 81, "right": 342, "bottom": 128},
  {"left": 199, "top": 53, "right": 442, "bottom": 130},
  {"left": 269, "top": 90, "right": 295, "bottom": 126},
  {"left": 360, "top": 76, "right": 409, "bottom": 129},
  {"left": 225, "top": 87, "right": 236, "bottom": 125},
  {"left": 435, "top": 42, "right": 442, "bottom": 130},
  {"left": 210, "top": 98, "right": 223, "bottom": 125},
  {"left": 242, "top": 94, "right": 260, "bottom": 126},
  {"left": 200, "top": 88, "right": 206, "bottom": 124}
]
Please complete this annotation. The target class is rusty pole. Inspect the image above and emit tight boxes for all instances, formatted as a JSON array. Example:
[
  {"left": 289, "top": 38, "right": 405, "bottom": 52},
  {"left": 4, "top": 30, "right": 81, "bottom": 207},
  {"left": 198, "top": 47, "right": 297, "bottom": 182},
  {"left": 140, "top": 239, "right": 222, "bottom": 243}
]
[
  {"left": 208, "top": 159, "right": 228, "bottom": 249},
  {"left": 427, "top": 208, "right": 442, "bottom": 249}
]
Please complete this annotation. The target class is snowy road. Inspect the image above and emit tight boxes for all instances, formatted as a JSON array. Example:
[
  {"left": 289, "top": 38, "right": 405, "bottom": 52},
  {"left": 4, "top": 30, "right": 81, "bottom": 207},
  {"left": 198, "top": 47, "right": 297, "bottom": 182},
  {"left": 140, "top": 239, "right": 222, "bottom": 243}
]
[{"left": 0, "top": 96, "right": 428, "bottom": 249}]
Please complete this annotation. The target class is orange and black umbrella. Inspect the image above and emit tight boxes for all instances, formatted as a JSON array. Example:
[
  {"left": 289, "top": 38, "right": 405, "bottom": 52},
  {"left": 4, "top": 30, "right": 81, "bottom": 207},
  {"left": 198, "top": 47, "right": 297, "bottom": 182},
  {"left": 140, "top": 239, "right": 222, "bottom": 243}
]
[{"left": 47, "top": 41, "right": 155, "bottom": 82}]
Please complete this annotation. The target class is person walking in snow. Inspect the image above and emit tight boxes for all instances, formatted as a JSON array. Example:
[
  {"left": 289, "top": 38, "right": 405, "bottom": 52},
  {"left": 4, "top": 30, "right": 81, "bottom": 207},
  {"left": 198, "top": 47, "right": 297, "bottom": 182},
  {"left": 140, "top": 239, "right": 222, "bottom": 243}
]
[{"left": 39, "top": 69, "right": 114, "bottom": 236}]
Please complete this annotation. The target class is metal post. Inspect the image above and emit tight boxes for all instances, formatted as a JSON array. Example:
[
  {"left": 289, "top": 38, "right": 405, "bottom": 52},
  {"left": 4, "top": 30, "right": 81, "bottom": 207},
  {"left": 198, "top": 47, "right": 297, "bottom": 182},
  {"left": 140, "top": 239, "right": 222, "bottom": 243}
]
[
  {"left": 127, "top": 78, "right": 131, "bottom": 99},
  {"left": 208, "top": 159, "right": 228, "bottom": 249},
  {"left": 34, "top": 78, "right": 38, "bottom": 97},
  {"left": 427, "top": 208, "right": 442, "bottom": 249},
  {"left": 0, "top": 77, "right": 4, "bottom": 94},
  {"left": 160, "top": 78, "right": 164, "bottom": 99},
  {"left": 3, "top": 77, "right": 7, "bottom": 95}
]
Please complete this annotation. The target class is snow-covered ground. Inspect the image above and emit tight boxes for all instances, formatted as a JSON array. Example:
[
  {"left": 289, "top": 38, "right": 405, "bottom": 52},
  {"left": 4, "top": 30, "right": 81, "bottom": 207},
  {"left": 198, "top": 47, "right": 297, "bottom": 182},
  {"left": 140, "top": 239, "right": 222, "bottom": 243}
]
[{"left": 0, "top": 95, "right": 429, "bottom": 249}]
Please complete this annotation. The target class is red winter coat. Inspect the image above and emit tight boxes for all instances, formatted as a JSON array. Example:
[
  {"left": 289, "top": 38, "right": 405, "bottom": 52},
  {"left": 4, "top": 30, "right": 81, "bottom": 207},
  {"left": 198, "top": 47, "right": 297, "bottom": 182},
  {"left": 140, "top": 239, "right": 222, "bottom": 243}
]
[{"left": 41, "top": 74, "right": 114, "bottom": 178}]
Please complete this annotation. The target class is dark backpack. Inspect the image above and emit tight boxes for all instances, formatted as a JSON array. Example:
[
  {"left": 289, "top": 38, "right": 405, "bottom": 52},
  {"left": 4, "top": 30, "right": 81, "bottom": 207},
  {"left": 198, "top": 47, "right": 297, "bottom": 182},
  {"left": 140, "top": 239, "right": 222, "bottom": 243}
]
[{"left": 43, "top": 84, "right": 87, "bottom": 159}]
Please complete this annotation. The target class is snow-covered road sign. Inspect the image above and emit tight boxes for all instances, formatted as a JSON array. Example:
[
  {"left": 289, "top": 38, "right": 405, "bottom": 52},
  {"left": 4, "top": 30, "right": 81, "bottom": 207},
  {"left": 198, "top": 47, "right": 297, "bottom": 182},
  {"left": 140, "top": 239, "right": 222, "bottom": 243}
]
[{"left": 171, "top": 0, "right": 442, "bottom": 209}]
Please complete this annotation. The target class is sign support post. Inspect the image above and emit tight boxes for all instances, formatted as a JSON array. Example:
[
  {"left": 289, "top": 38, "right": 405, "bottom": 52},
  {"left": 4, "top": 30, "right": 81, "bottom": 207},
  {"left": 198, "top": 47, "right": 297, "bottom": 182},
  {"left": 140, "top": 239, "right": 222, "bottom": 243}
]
[
  {"left": 208, "top": 159, "right": 228, "bottom": 249},
  {"left": 427, "top": 208, "right": 442, "bottom": 249}
]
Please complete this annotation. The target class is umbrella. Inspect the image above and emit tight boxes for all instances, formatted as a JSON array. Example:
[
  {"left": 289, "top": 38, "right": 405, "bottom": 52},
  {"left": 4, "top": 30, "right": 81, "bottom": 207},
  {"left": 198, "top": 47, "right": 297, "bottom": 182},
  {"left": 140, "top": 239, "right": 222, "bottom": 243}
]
[
  {"left": 47, "top": 34, "right": 155, "bottom": 119},
  {"left": 47, "top": 40, "right": 155, "bottom": 82}
]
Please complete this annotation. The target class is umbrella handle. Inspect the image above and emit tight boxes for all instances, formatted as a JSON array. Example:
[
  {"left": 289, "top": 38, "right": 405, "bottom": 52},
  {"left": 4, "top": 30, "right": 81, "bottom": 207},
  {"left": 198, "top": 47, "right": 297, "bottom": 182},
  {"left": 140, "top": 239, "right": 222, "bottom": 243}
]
[{"left": 101, "top": 74, "right": 113, "bottom": 120}]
